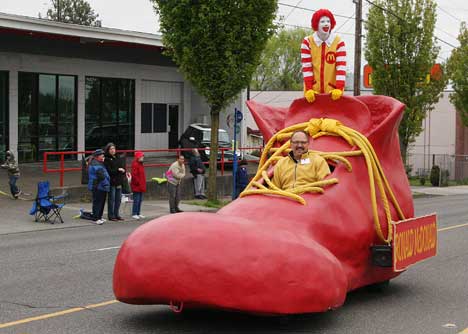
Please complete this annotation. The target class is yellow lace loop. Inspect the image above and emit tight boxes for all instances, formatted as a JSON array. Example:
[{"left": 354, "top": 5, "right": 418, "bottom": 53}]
[{"left": 240, "top": 117, "right": 406, "bottom": 244}]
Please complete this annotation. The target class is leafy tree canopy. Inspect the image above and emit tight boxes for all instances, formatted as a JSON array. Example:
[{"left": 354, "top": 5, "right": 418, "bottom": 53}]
[
  {"left": 364, "top": 0, "right": 447, "bottom": 161},
  {"left": 448, "top": 22, "right": 468, "bottom": 125},
  {"left": 153, "top": 0, "right": 277, "bottom": 200},
  {"left": 41, "top": 0, "right": 101, "bottom": 26},
  {"left": 251, "top": 27, "right": 308, "bottom": 91},
  {"left": 152, "top": 0, "right": 277, "bottom": 113}
]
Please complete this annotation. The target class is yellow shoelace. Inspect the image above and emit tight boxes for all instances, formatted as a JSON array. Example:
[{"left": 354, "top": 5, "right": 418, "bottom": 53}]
[{"left": 240, "top": 118, "right": 406, "bottom": 244}]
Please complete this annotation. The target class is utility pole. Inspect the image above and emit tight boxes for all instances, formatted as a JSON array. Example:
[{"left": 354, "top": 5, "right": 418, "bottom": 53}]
[
  {"left": 57, "top": 0, "right": 61, "bottom": 22},
  {"left": 353, "top": 0, "right": 363, "bottom": 96}
]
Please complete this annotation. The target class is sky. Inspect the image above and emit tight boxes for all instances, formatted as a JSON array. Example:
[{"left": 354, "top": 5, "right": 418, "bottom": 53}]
[{"left": 1, "top": 0, "right": 467, "bottom": 71}]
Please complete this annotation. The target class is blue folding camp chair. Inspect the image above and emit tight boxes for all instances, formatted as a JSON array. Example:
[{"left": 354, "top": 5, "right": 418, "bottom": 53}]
[{"left": 29, "top": 181, "right": 67, "bottom": 224}]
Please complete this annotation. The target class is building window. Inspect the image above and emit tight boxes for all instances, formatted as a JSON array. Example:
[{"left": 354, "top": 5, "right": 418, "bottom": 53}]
[
  {"left": 18, "top": 72, "right": 77, "bottom": 162},
  {"left": 85, "top": 77, "right": 135, "bottom": 151},
  {"left": 0, "top": 71, "right": 8, "bottom": 161},
  {"left": 140, "top": 103, "right": 171, "bottom": 133}
]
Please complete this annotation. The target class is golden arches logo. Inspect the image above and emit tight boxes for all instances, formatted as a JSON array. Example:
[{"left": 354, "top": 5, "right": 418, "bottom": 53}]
[{"left": 325, "top": 52, "right": 336, "bottom": 64}]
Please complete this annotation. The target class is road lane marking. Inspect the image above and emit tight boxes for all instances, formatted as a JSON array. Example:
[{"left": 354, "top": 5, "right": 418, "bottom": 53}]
[
  {"left": 1, "top": 220, "right": 467, "bottom": 330},
  {"left": 438, "top": 222, "right": 468, "bottom": 232},
  {"left": 0, "top": 300, "right": 118, "bottom": 329},
  {"left": 89, "top": 246, "right": 121, "bottom": 252}
]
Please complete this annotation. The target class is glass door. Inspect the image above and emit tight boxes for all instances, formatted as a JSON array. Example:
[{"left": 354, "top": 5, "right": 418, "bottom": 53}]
[
  {"left": 38, "top": 74, "right": 57, "bottom": 159},
  {"left": 0, "top": 72, "right": 8, "bottom": 161},
  {"left": 168, "top": 104, "right": 179, "bottom": 149},
  {"left": 18, "top": 72, "right": 77, "bottom": 162}
]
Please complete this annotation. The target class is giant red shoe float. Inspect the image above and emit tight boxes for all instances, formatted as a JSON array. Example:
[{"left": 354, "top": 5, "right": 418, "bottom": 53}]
[{"left": 113, "top": 94, "right": 434, "bottom": 315}]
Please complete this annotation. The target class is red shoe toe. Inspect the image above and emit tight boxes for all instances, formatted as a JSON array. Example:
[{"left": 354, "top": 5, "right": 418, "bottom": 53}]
[{"left": 113, "top": 212, "right": 347, "bottom": 314}]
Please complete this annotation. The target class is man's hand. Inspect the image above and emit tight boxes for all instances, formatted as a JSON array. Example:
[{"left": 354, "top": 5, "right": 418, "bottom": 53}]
[
  {"left": 118, "top": 168, "right": 125, "bottom": 173},
  {"left": 330, "top": 89, "right": 343, "bottom": 101},
  {"left": 305, "top": 89, "right": 316, "bottom": 103}
]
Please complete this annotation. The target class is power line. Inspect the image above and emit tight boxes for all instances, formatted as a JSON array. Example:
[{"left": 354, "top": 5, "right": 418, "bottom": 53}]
[
  {"left": 335, "top": 11, "right": 355, "bottom": 33},
  {"left": 277, "top": 2, "right": 355, "bottom": 20},
  {"left": 434, "top": 27, "right": 459, "bottom": 42},
  {"left": 276, "top": 21, "right": 356, "bottom": 36},
  {"left": 364, "top": 0, "right": 458, "bottom": 49},
  {"left": 437, "top": 5, "right": 463, "bottom": 23},
  {"left": 283, "top": 0, "right": 304, "bottom": 20}
]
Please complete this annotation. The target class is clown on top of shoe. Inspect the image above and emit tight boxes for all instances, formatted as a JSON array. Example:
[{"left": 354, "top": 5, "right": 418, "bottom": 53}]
[{"left": 301, "top": 9, "right": 347, "bottom": 103}]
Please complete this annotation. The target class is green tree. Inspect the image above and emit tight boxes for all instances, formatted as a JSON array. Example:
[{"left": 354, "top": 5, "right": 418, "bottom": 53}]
[
  {"left": 153, "top": 0, "right": 277, "bottom": 201},
  {"left": 364, "top": 0, "right": 446, "bottom": 162},
  {"left": 251, "top": 27, "right": 307, "bottom": 91},
  {"left": 448, "top": 22, "right": 468, "bottom": 125},
  {"left": 41, "top": 0, "right": 101, "bottom": 26}
]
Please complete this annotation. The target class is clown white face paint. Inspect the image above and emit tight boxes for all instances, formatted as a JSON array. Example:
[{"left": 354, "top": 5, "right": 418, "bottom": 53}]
[{"left": 317, "top": 16, "right": 331, "bottom": 41}]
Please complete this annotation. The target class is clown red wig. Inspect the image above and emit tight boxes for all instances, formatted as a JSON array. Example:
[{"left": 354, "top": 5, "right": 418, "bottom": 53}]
[{"left": 311, "top": 9, "right": 336, "bottom": 31}]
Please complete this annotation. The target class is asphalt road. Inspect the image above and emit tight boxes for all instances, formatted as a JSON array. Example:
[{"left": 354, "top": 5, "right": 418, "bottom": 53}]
[{"left": 1, "top": 195, "right": 468, "bottom": 334}]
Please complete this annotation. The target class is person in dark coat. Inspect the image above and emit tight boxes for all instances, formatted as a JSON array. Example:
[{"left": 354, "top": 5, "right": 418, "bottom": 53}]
[
  {"left": 189, "top": 149, "right": 206, "bottom": 199},
  {"left": 104, "top": 143, "right": 126, "bottom": 221},
  {"left": 87, "top": 149, "right": 110, "bottom": 225},
  {"left": 235, "top": 159, "right": 249, "bottom": 199},
  {"left": 130, "top": 151, "right": 146, "bottom": 220}
]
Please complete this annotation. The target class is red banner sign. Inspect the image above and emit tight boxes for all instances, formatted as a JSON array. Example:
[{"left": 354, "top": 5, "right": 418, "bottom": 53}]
[{"left": 392, "top": 214, "right": 437, "bottom": 272}]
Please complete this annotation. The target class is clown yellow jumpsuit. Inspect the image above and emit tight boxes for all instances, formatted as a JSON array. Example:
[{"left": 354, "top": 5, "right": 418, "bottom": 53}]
[{"left": 301, "top": 32, "right": 347, "bottom": 94}]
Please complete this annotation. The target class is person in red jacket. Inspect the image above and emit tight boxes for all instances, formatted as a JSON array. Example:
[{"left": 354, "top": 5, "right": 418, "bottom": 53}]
[{"left": 130, "top": 151, "right": 146, "bottom": 220}]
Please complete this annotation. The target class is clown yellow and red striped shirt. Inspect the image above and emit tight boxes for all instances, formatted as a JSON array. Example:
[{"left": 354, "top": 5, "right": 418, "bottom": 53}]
[{"left": 301, "top": 32, "right": 347, "bottom": 93}]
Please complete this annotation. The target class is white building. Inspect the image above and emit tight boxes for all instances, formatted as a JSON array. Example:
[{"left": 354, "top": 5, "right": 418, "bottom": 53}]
[{"left": 0, "top": 12, "right": 244, "bottom": 162}]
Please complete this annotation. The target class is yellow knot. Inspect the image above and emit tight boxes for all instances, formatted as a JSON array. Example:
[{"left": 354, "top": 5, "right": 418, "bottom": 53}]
[{"left": 305, "top": 118, "right": 343, "bottom": 137}]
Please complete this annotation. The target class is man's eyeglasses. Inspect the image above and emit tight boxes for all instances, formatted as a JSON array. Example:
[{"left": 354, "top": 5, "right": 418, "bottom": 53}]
[{"left": 291, "top": 141, "right": 308, "bottom": 145}]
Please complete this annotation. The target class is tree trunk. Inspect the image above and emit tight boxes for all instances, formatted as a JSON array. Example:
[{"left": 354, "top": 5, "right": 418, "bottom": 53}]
[
  {"left": 399, "top": 135, "right": 408, "bottom": 166},
  {"left": 207, "top": 109, "right": 220, "bottom": 201}
]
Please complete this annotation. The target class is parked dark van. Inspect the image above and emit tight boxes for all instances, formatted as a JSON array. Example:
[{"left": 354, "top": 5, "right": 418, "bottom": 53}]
[{"left": 179, "top": 123, "right": 237, "bottom": 163}]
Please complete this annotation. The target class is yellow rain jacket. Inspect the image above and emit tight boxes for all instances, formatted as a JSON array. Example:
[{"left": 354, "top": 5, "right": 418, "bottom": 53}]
[{"left": 272, "top": 151, "right": 331, "bottom": 191}]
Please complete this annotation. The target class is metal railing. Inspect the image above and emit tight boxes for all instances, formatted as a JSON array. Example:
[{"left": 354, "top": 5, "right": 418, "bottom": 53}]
[{"left": 43, "top": 147, "right": 263, "bottom": 187}]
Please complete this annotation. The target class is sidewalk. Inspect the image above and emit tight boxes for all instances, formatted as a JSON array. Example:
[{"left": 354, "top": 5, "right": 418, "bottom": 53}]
[
  {"left": 0, "top": 158, "right": 254, "bottom": 235},
  {"left": 410, "top": 185, "right": 468, "bottom": 196},
  {"left": 0, "top": 193, "right": 220, "bottom": 235}
]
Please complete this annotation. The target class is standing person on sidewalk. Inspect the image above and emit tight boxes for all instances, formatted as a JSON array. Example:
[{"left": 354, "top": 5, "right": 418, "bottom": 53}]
[
  {"left": 166, "top": 155, "right": 186, "bottom": 213},
  {"left": 235, "top": 159, "right": 249, "bottom": 199},
  {"left": 130, "top": 151, "right": 146, "bottom": 220},
  {"left": 188, "top": 149, "right": 206, "bottom": 199},
  {"left": 1, "top": 150, "right": 21, "bottom": 199},
  {"left": 87, "top": 149, "right": 110, "bottom": 225},
  {"left": 104, "top": 143, "right": 126, "bottom": 221}
]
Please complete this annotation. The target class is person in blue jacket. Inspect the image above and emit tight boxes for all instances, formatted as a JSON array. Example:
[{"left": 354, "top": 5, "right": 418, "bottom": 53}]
[
  {"left": 87, "top": 149, "right": 110, "bottom": 225},
  {"left": 235, "top": 159, "right": 249, "bottom": 199}
]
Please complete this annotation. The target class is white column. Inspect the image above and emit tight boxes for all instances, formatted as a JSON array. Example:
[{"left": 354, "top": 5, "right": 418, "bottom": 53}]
[
  {"left": 183, "top": 80, "right": 192, "bottom": 130},
  {"left": 9, "top": 70, "right": 18, "bottom": 157}
]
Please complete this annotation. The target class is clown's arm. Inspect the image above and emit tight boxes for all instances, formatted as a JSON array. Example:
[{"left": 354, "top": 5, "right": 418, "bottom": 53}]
[
  {"left": 331, "top": 40, "right": 347, "bottom": 100},
  {"left": 301, "top": 37, "right": 316, "bottom": 103}
]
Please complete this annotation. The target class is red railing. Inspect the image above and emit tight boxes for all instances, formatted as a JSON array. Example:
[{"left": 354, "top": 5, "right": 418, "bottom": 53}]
[{"left": 43, "top": 147, "right": 263, "bottom": 187}]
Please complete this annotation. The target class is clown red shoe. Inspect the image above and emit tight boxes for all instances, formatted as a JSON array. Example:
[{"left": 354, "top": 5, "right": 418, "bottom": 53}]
[{"left": 113, "top": 95, "right": 436, "bottom": 315}]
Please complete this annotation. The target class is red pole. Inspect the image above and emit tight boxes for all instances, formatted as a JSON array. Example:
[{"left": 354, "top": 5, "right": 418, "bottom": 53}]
[
  {"left": 221, "top": 149, "right": 225, "bottom": 176},
  {"left": 43, "top": 152, "right": 48, "bottom": 173},
  {"left": 60, "top": 153, "right": 65, "bottom": 187}
]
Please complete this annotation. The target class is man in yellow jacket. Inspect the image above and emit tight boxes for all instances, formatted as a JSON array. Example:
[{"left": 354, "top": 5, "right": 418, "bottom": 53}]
[
  {"left": 272, "top": 131, "right": 330, "bottom": 191},
  {"left": 301, "top": 9, "right": 347, "bottom": 103}
]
